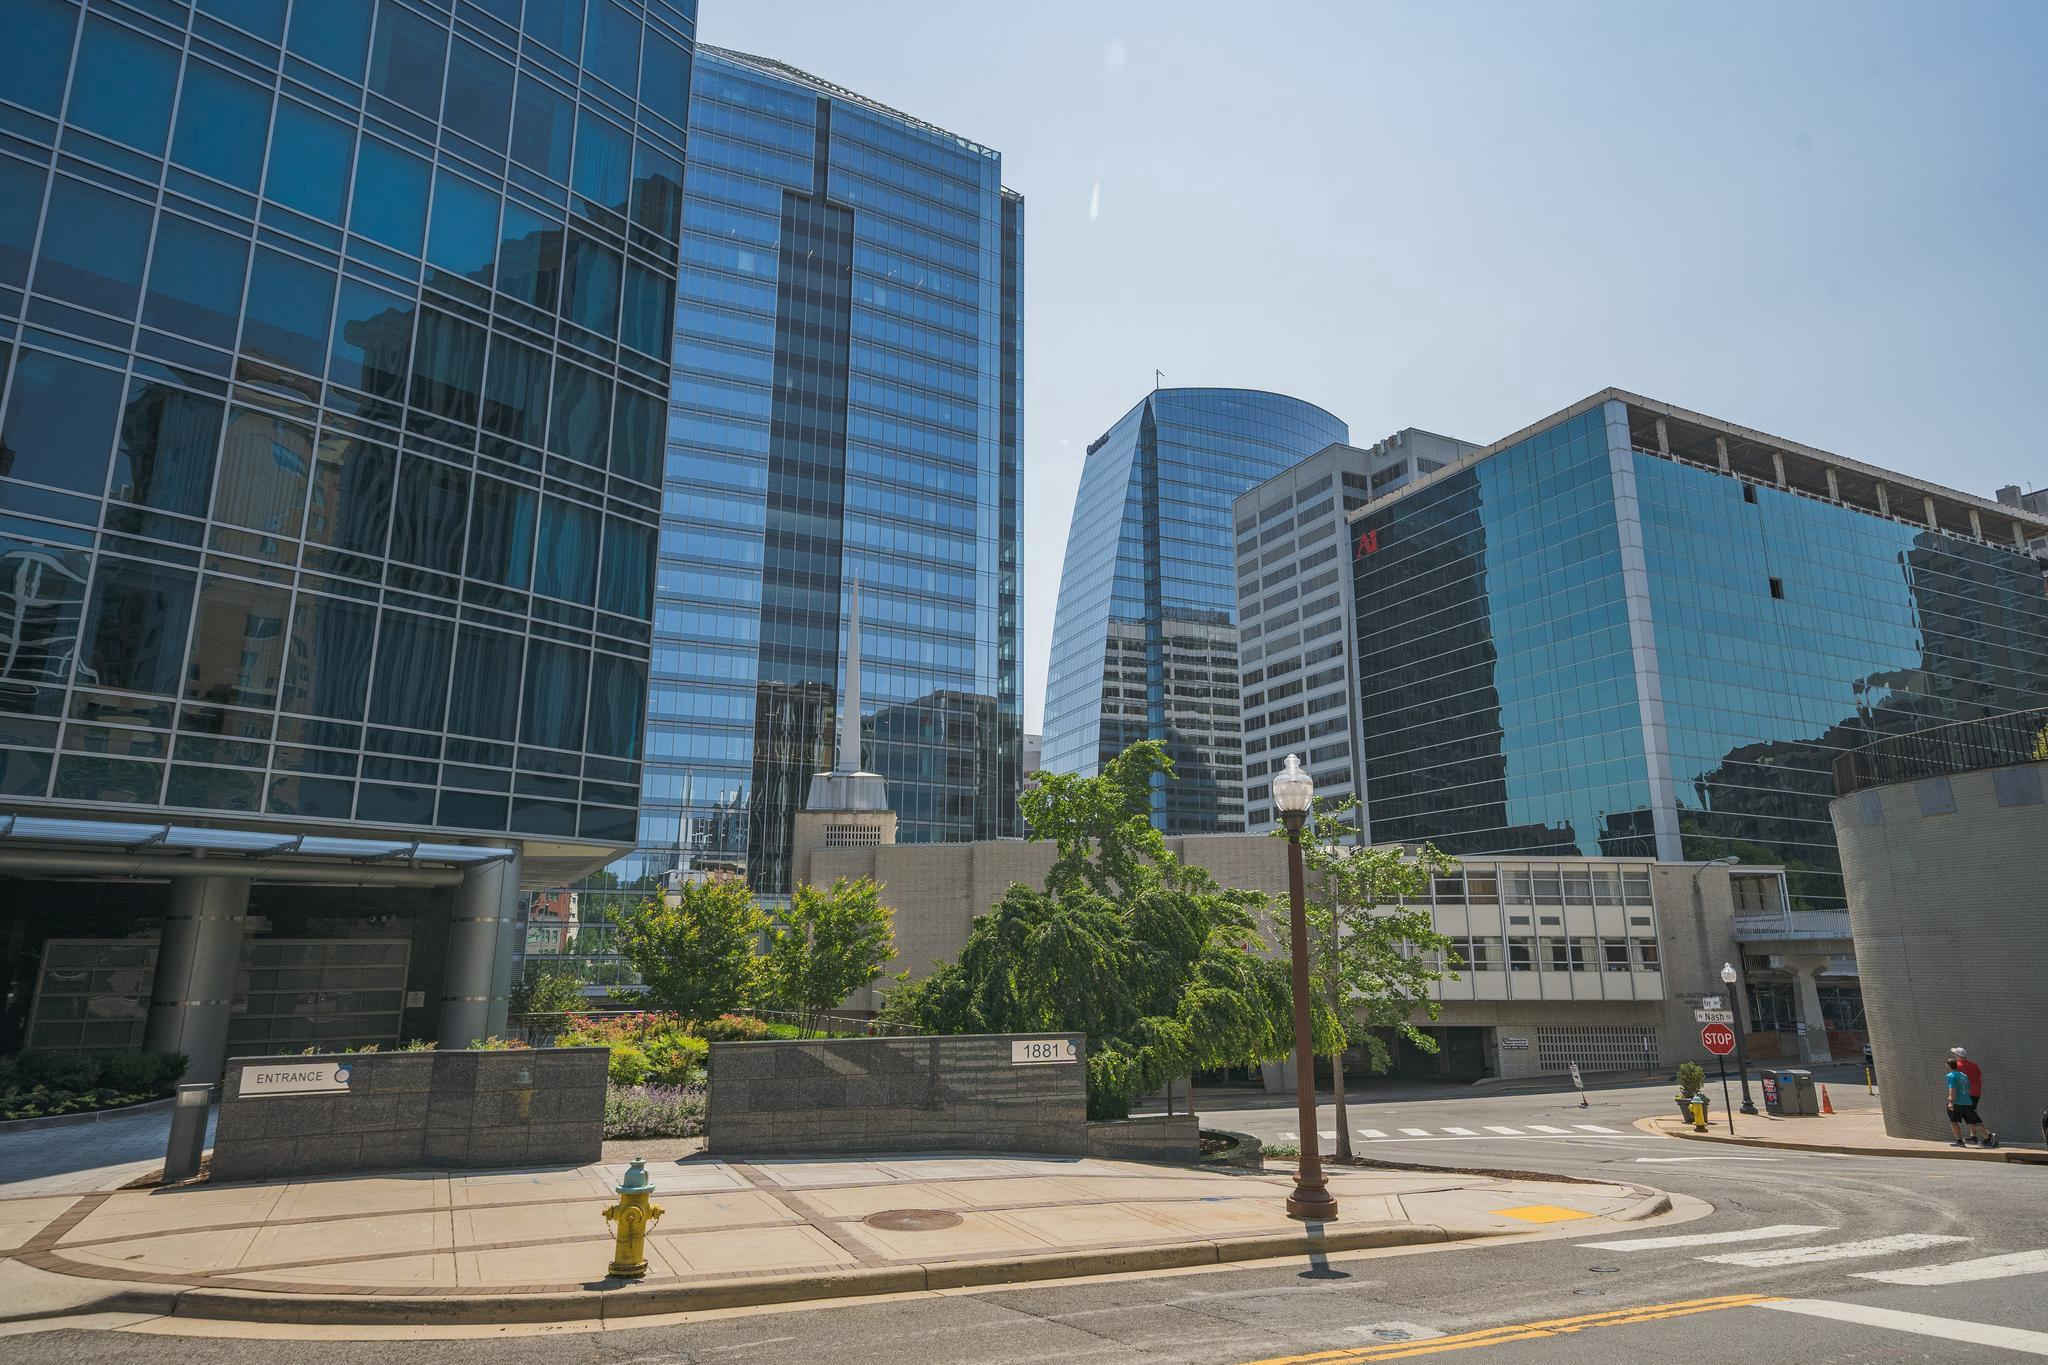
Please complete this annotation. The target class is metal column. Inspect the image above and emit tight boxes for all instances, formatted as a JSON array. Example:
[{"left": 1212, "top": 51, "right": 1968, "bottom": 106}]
[
  {"left": 143, "top": 875, "right": 252, "bottom": 1084},
  {"left": 439, "top": 848, "right": 521, "bottom": 1046}
]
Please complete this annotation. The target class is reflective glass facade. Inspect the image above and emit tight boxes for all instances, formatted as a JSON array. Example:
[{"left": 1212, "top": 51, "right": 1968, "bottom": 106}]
[
  {"left": 1353, "top": 396, "right": 2048, "bottom": 910},
  {"left": 1043, "top": 389, "right": 1346, "bottom": 832},
  {"left": 539, "top": 46, "right": 1021, "bottom": 954},
  {"left": 0, "top": 0, "right": 695, "bottom": 845}
]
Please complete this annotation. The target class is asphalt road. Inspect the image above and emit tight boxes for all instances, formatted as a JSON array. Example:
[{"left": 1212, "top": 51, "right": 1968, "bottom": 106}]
[{"left": 9, "top": 1076, "right": 2044, "bottom": 1364}]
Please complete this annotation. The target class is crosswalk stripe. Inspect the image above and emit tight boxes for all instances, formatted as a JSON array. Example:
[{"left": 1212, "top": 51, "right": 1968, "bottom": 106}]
[
  {"left": 1572, "top": 1123, "right": 1620, "bottom": 1133},
  {"left": 1702, "top": 1234, "right": 1968, "bottom": 1268},
  {"left": 1529, "top": 1124, "right": 1571, "bottom": 1134},
  {"left": 1442, "top": 1126, "right": 1477, "bottom": 1136},
  {"left": 1399, "top": 1128, "right": 1432, "bottom": 1137},
  {"left": 1280, "top": 1131, "right": 1298, "bottom": 1141},
  {"left": 1579, "top": 1224, "right": 1831, "bottom": 1252},
  {"left": 1358, "top": 1129, "right": 1387, "bottom": 1139},
  {"left": 1759, "top": 1300, "right": 2048, "bottom": 1357},
  {"left": 1483, "top": 1125, "right": 1524, "bottom": 1135},
  {"left": 1855, "top": 1250, "right": 2048, "bottom": 1286},
  {"left": 1319, "top": 1131, "right": 1336, "bottom": 1140}
]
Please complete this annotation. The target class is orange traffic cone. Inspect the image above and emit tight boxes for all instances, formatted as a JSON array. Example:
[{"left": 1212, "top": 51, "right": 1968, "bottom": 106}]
[{"left": 1821, "top": 1084, "right": 1835, "bottom": 1115}]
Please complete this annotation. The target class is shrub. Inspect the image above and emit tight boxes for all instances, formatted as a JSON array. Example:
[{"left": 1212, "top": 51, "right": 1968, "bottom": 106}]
[
  {"left": 607, "top": 1043, "right": 652, "bottom": 1086},
  {"left": 603, "top": 1083, "right": 705, "bottom": 1140},
  {"left": 644, "top": 1034, "right": 709, "bottom": 1086},
  {"left": 399, "top": 1039, "right": 437, "bottom": 1052},
  {"left": 100, "top": 1052, "right": 187, "bottom": 1094},
  {"left": 13, "top": 1052, "right": 100, "bottom": 1092},
  {"left": 693, "top": 1012, "right": 772, "bottom": 1043},
  {"left": 1677, "top": 1061, "right": 1707, "bottom": 1096},
  {"left": 465, "top": 1036, "right": 529, "bottom": 1050}
]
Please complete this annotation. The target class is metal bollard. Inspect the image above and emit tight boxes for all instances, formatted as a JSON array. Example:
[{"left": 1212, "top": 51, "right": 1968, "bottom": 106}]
[
  {"left": 602, "top": 1158, "right": 665, "bottom": 1279},
  {"left": 163, "top": 1083, "right": 212, "bottom": 1181}
]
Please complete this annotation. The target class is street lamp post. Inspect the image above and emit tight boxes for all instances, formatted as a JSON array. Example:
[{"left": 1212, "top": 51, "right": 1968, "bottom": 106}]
[
  {"left": 1272, "top": 754, "right": 1336, "bottom": 1221},
  {"left": 1722, "top": 960, "right": 1758, "bottom": 1116}
]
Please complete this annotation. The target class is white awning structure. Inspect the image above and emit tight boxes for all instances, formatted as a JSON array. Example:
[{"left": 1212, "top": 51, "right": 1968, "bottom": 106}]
[{"left": 0, "top": 814, "right": 514, "bottom": 883}]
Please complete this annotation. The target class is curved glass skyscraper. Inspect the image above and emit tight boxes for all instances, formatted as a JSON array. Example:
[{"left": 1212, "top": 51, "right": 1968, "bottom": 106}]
[{"left": 1043, "top": 388, "right": 1345, "bottom": 832}]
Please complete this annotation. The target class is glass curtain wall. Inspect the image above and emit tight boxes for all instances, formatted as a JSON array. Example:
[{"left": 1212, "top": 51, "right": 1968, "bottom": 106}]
[
  {"left": 523, "top": 46, "right": 1022, "bottom": 983},
  {"left": 1352, "top": 398, "right": 2048, "bottom": 910},
  {"left": 1042, "top": 388, "right": 1345, "bottom": 832},
  {"left": 0, "top": 0, "right": 695, "bottom": 845}
]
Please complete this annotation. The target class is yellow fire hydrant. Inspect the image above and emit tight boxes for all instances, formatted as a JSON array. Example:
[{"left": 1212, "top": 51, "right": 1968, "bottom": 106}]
[
  {"left": 1688, "top": 1096, "right": 1708, "bottom": 1132},
  {"left": 602, "top": 1157, "right": 665, "bottom": 1279}
]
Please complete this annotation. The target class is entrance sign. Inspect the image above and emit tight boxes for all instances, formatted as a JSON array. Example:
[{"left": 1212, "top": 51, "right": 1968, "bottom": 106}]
[
  {"left": 239, "top": 1061, "right": 353, "bottom": 1097},
  {"left": 1701, "top": 1023, "right": 1737, "bottom": 1056},
  {"left": 1010, "top": 1038, "right": 1079, "bottom": 1066}
]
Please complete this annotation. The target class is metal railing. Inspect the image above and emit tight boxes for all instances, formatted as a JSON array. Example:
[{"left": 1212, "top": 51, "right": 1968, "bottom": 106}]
[
  {"left": 506, "top": 1007, "right": 922, "bottom": 1047},
  {"left": 1831, "top": 707, "right": 2048, "bottom": 796}
]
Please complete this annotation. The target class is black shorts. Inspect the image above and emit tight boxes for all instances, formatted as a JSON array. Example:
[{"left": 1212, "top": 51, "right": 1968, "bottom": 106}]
[{"left": 1949, "top": 1103, "right": 1982, "bottom": 1125}]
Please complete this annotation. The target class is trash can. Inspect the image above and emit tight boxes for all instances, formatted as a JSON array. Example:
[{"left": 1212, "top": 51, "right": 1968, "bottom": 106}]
[
  {"left": 1760, "top": 1069, "right": 1785, "bottom": 1116},
  {"left": 1783, "top": 1069, "right": 1817, "bottom": 1116}
]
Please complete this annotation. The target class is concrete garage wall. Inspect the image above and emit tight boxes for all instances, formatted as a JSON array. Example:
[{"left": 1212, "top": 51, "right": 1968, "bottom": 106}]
[
  {"left": 212, "top": 1047, "right": 606, "bottom": 1181},
  {"left": 708, "top": 1034, "right": 1089, "bottom": 1157},
  {"left": 1831, "top": 762, "right": 2048, "bottom": 1144}
]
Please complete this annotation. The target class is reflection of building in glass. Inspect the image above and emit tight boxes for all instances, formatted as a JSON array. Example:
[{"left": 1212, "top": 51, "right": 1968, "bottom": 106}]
[
  {"left": 1044, "top": 389, "right": 1347, "bottom": 833},
  {"left": 1352, "top": 391, "right": 2048, "bottom": 910},
  {"left": 523, "top": 46, "right": 1023, "bottom": 986},
  {"left": 1235, "top": 430, "right": 1478, "bottom": 833},
  {"left": 0, "top": 0, "right": 699, "bottom": 1074}
]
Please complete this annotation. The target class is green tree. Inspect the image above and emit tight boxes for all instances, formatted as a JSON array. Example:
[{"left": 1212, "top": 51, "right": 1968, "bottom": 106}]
[
  {"left": 2032, "top": 721, "right": 2048, "bottom": 762},
  {"left": 509, "top": 967, "right": 586, "bottom": 1020},
  {"left": 762, "top": 876, "right": 898, "bottom": 1036},
  {"left": 614, "top": 875, "right": 767, "bottom": 1021},
  {"left": 1274, "top": 796, "right": 1459, "bottom": 1161},
  {"left": 881, "top": 741, "right": 1318, "bottom": 1118}
]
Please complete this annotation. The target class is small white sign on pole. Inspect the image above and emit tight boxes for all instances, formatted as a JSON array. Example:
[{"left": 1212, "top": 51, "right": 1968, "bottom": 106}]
[
  {"left": 1695, "top": 1008, "right": 1735, "bottom": 1024},
  {"left": 1701, "top": 995, "right": 1723, "bottom": 1010},
  {"left": 238, "top": 1061, "right": 354, "bottom": 1098},
  {"left": 1010, "top": 1038, "right": 1079, "bottom": 1066},
  {"left": 1569, "top": 1062, "right": 1583, "bottom": 1088}
]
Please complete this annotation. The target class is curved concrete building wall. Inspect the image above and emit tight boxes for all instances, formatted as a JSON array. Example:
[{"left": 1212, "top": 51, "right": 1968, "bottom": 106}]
[{"left": 1830, "top": 761, "right": 2048, "bottom": 1143}]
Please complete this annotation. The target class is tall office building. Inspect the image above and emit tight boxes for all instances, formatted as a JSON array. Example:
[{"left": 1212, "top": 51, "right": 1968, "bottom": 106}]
[
  {"left": 1043, "top": 388, "right": 1345, "bottom": 832},
  {"left": 1349, "top": 390, "right": 2048, "bottom": 910},
  {"left": 524, "top": 44, "right": 1022, "bottom": 984},
  {"left": 1235, "top": 429, "right": 1476, "bottom": 832},
  {"left": 0, "top": 0, "right": 698, "bottom": 1074}
]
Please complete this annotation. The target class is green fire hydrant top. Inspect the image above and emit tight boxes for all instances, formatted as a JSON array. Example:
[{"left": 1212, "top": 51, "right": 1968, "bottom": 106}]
[{"left": 616, "top": 1157, "right": 653, "bottom": 1195}]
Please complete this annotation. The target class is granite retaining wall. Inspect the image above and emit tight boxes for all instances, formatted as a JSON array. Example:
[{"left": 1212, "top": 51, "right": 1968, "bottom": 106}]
[{"left": 212, "top": 1046, "right": 606, "bottom": 1181}]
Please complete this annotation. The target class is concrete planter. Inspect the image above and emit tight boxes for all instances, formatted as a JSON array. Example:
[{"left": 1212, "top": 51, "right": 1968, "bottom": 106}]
[{"left": 212, "top": 1046, "right": 607, "bottom": 1182}]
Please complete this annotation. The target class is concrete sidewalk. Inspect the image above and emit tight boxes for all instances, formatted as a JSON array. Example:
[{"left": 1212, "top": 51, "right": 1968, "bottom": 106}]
[
  {"left": 1638, "top": 1108, "right": 2048, "bottom": 1163},
  {"left": 2, "top": 1152, "right": 1669, "bottom": 1327}
]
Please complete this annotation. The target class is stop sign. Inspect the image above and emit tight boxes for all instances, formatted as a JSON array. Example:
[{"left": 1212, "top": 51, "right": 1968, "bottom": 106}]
[{"left": 1701, "top": 1023, "right": 1736, "bottom": 1055}]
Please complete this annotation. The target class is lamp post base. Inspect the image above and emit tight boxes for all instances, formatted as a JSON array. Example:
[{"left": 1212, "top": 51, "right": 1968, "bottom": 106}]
[{"left": 1286, "top": 1178, "right": 1338, "bottom": 1222}]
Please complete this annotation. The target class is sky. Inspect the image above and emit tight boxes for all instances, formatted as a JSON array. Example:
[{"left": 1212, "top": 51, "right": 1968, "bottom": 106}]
[{"left": 696, "top": 1, "right": 2048, "bottom": 735}]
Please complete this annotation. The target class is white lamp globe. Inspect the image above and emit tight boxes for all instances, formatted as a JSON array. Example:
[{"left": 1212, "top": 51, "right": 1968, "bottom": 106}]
[{"left": 1271, "top": 753, "right": 1314, "bottom": 815}]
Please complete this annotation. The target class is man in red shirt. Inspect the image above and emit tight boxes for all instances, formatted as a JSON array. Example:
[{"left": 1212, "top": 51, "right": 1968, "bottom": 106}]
[{"left": 1950, "top": 1048, "right": 1998, "bottom": 1148}]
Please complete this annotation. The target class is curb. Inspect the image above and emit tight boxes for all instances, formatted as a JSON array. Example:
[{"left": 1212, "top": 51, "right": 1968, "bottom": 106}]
[
  {"left": 1612, "top": 1191, "right": 1672, "bottom": 1223},
  {"left": 0, "top": 1286, "right": 185, "bottom": 1326},
  {"left": 0, "top": 1097, "right": 176, "bottom": 1135},
  {"left": 1635, "top": 1116, "right": 2048, "bottom": 1165},
  {"left": 163, "top": 1223, "right": 1466, "bottom": 1325}
]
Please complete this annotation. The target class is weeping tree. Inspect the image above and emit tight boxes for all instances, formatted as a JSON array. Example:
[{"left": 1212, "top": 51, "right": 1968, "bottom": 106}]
[
  {"left": 880, "top": 741, "right": 1333, "bottom": 1117},
  {"left": 1273, "top": 796, "right": 1460, "bottom": 1161}
]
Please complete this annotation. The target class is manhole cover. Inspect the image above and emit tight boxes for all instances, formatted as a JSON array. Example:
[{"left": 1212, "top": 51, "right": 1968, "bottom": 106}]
[{"left": 864, "top": 1209, "right": 964, "bottom": 1232}]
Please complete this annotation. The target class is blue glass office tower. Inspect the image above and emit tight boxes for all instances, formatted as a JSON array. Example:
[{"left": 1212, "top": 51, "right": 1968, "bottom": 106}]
[
  {"left": 1351, "top": 391, "right": 2048, "bottom": 910},
  {"left": 597, "top": 46, "right": 1022, "bottom": 909},
  {"left": 0, "top": 0, "right": 697, "bottom": 1070},
  {"left": 1043, "top": 389, "right": 1346, "bottom": 832}
]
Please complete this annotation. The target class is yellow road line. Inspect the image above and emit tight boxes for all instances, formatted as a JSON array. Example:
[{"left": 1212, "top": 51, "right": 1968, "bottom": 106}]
[{"left": 1239, "top": 1293, "right": 1783, "bottom": 1364}]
